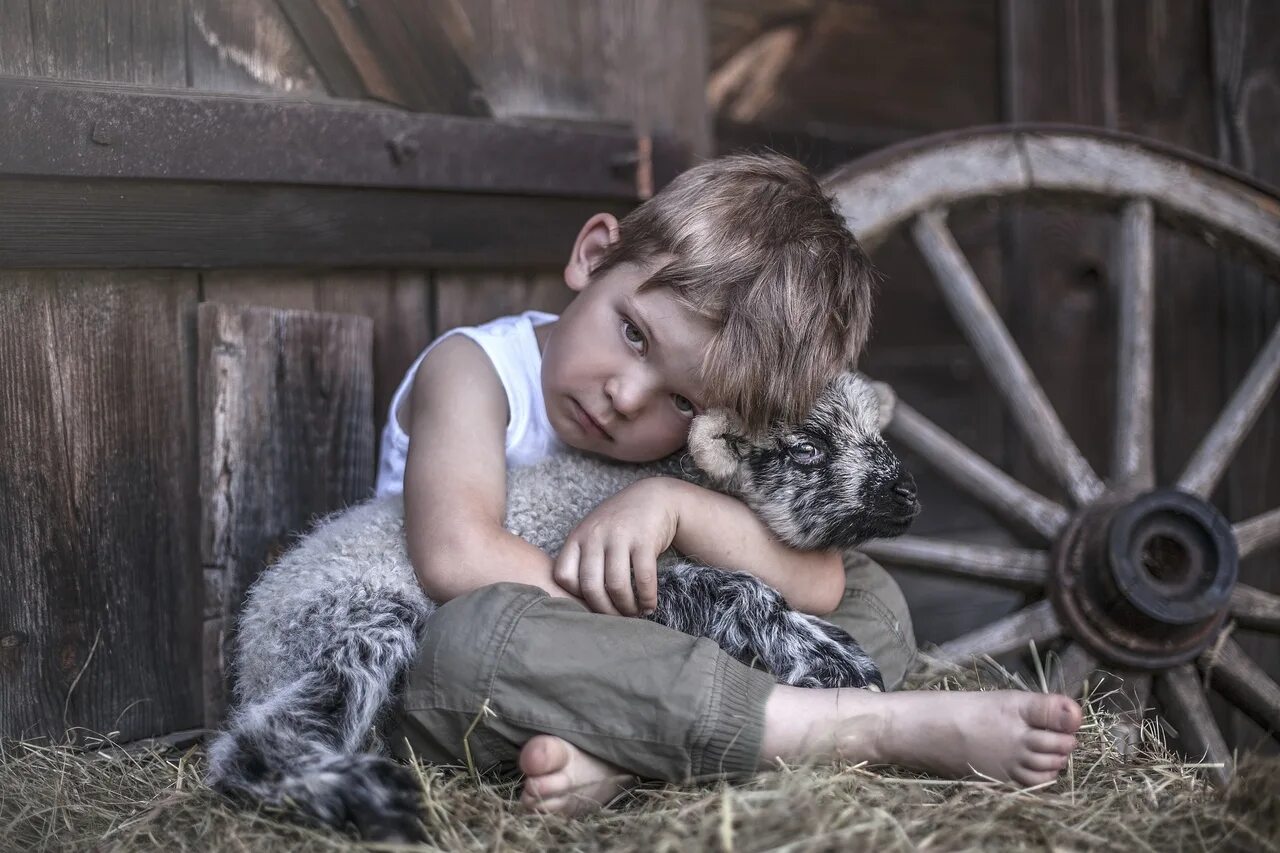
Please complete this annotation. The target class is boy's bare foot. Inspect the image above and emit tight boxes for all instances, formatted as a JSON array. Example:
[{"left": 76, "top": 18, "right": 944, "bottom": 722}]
[
  {"left": 761, "top": 687, "right": 1083, "bottom": 788},
  {"left": 518, "top": 735, "right": 633, "bottom": 815}
]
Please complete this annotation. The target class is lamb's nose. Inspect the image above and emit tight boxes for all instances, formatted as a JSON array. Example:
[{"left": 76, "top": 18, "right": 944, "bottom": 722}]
[{"left": 893, "top": 473, "right": 917, "bottom": 504}]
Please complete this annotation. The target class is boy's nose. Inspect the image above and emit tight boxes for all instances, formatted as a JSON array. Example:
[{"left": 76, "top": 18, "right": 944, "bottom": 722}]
[{"left": 604, "top": 375, "right": 652, "bottom": 419}]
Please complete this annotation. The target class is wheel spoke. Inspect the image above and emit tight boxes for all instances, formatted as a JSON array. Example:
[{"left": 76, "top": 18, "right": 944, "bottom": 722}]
[
  {"left": 935, "top": 599, "right": 1061, "bottom": 664},
  {"left": 1200, "top": 636, "right": 1280, "bottom": 744},
  {"left": 1230, "top": 583, "right": 1280, "bottom": 633},
  {"left": 1050, "top": 641, "right": 1097, "bottom": 697},
  {"left": 1235, "top": 507, "right": 1280, "bottom": 560},
  {"left": 911, "top": 209, "right": 1105, "bottom": 506},
  {"left": 1107, "top": 673, "right": 1152, "bottom": 758},
  {"left": 1178, "top": 318, "right": 1280, "bottom": 498},
  {"left": 1156, "top": 664, "right": 1233, "bottom": 786},
  {"left": 1113, "top": 199, "right": 1156, "bottom": 491},
  {"left": 888, "top": 399, "right": 1070, "bottom": 542},
  {"left": 859, "top": 536, "right": 1048, "bottom": 588}
]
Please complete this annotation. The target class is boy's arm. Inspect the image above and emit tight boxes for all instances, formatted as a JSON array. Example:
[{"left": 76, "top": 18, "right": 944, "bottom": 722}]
[
  {"left": 664, "top": 479, "right": 846, "bottom": 616},
  {"left": 401, "top": 335, "right": 578, "bottom": 604}
]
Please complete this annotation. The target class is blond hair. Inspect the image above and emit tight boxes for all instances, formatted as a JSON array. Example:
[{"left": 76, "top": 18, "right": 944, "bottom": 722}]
[{"left": 593, "top": 152, "right": 877, "bottom": 435}]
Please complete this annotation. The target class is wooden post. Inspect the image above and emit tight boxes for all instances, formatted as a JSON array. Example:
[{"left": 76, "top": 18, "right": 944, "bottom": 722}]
[{"left": 198, "top": 304, "right": 375, "bottom": 727}]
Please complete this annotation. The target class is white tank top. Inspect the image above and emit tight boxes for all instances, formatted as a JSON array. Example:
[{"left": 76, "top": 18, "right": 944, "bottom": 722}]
[{"left": 375, "top": 310, "right": 565, "bottom": 497}]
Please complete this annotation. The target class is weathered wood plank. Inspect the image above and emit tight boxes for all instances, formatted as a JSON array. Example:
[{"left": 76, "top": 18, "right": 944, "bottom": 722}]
[
  {"left": 1210, "top": 0, "right": 1280, "bottom": 757},
  {"left": 201, "top": 270, "right": 433, "bottom": 446},
  {"left": 105, "top": 0, "right": 187, "bottom": 87},
  {"left": 456, "top": 0, "right": 710, "bottom": 156},
  {"left": 276, "top": 0, "right": 369, "bottom": 100},
  {"left": 434, "top": 271, "right": 573, "bottom": 332},
  {"left": 0, "top": 0, "right": 35, "bottom": 75},
  {"left": 0, "top": 271, "right": 201, "bottom": 741},
  {"left": 0, "top": 176, "right": 631, "bottom": 269},
  {"left": 0, "top": 76, "right": 662, "bottom": 199},
  {"left": 198, "top": 303, "right": 375, "bottom": 724},
  {"left": 186, "top": 0, "right": 324, "bottom": 95},
  {"left": 28, "top": 0, "right": 109, "bottom": 81}
]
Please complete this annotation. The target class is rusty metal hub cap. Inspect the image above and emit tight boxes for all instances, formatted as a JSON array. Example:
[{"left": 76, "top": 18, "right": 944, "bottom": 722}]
[{"left": 1050, "top": 490, "right": 1239, "bottom": 670}]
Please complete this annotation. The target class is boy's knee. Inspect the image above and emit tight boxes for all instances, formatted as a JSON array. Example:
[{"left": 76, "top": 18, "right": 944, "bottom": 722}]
[
  {"left": 423, "top": 582, "right": 549, "bottom": 679},
  {"left": 829, "top": 551, "right": 917, "bottom": 690}
]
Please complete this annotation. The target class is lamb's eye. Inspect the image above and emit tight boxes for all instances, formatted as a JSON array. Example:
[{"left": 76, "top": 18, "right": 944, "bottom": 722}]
[{"left": 787, "top": 441, "right": 824, "bottom": 465}]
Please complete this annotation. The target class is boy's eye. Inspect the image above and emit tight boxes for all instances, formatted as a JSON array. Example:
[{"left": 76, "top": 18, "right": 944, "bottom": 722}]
[
  {"left": 622, "top": 319, "right": 646, "bottom": 351},
  {"left": 672, "top": 394, "right": 695, "bottom": 416}
]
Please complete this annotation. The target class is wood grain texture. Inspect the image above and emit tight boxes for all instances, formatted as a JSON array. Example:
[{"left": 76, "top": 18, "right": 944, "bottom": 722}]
[
  {"left": 1210, "top": 0, "right": 1280, "bottom": 757},
  {"left": 0, "top": 175, "right": 630, "bottom": 269},
  {"left": 201, "top": 269, "right": 432, "bottom": 445},
  {"left": 186, "top": 0, "right": 324, "bottom": 95},
  {"left": 0, "top": 0, "right": 35, "bottom": 75},
  {"left": 454, "top": 0, "right": 709, "bottom": 156},
  {"left": 434, "top": 271, "right": 573, "bottom": 332},
  {"left": 198, "top": 303, "right": 374, "bottom": 724},
  {"left": 0, "top": 271, "right": 200, "bottom": 741},
  {"left": 1156, "top": 663, "right": 1234, "bottom": 786},
  {"left": 934, "top": 599, "right": 1061, "bottom": 664}
]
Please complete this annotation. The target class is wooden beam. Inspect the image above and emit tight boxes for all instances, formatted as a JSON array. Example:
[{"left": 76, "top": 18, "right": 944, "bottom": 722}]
[
  {"left": 0, "top": 75, "right": 677, "bottom": 198},
  {"left": 0, "top": 175, "right": 631, "bottom": 269}
]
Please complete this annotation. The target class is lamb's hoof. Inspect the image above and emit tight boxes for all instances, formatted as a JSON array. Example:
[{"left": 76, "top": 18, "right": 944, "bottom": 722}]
[
  {"left": 209, "top": 744, "right": 427, "bottom": 843},
  {"left": 789, "top": 616, "right": 885, "bottom": 691},
  {"left": 322, "top": 754, "right": 427, "bottom": 842}
]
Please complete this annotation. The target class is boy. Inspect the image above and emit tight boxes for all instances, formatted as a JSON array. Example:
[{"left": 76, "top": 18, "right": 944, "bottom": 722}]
[{"left": 379, "top": 154, "right": 1081, "bottom": 814}]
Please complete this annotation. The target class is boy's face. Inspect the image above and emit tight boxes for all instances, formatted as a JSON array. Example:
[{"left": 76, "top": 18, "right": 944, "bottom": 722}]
[{"left": 541, "top": 218, "right": 716, "bottom": 462}]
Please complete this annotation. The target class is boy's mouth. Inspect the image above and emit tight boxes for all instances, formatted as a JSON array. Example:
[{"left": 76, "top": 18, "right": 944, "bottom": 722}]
[{"left": 571, "top": 398, "right": 613, "bottom": 441}]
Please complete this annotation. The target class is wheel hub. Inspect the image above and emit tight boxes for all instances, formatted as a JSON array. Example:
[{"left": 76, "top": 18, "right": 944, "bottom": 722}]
[{"left": 1050, "top": 489, "right": 1238, "bottom": 670}]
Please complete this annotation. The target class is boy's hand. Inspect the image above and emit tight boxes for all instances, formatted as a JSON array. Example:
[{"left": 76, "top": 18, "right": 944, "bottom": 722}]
[{"left": 553, "top": 477, "right": 680, "bottom": 617}]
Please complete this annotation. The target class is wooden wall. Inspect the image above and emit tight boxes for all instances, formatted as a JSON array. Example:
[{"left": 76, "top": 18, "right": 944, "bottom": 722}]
[
  {"left": 710, "top": 0, "right": 1279, "bottom": 752},
  {"left": 0, "top": 0, "right": 706, "bottom": 742}
]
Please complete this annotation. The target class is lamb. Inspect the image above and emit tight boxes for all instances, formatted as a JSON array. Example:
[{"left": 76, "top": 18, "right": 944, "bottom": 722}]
[{"left": 206, "top": 371, "right": 919, "bottom": 839}]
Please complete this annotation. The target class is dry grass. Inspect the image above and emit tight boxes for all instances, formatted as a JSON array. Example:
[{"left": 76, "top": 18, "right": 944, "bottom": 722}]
[{"left": 3, "top": 659, "right": 1277, "bottom": 853}]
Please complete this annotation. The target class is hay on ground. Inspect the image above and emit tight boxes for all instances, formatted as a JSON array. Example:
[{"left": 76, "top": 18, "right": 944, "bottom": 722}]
[{"left": 2, "top": 658, "right": 1277, "bottom": 853}]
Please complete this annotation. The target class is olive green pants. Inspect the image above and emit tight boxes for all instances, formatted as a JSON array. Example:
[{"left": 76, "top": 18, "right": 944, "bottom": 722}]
[{"left": 392, "top": 552, "right": 915, "bottom": 783}]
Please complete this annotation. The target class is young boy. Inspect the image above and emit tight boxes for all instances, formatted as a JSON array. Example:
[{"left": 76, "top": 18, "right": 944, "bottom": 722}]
[{"left": 379, "top": 154, "right": 1081, "bottom": 814}]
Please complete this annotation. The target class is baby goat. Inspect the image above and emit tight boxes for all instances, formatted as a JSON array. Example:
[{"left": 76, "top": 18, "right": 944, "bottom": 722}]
[{"left": 207, "top": 372, "right": 918, "bottom": 839}]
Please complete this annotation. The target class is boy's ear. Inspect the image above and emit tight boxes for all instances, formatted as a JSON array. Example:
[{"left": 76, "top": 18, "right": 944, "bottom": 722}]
[
  {"left": 565, "top": 213, "right": 621, "bottom": 292},
  {"left": 687, "top": 409, "right": 746, "bottom": 483}
]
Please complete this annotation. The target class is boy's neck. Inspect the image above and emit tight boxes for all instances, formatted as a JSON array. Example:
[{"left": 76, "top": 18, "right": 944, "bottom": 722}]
[{"left": 535, "top": 319, "right": 555, "bottom": 355}]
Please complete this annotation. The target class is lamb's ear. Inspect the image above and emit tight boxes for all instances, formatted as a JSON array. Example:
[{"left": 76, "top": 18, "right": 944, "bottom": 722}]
[
  {"left": 687, "top": 408, "right": 745, "bottom": 483},
  {"left": 869, "top": 380, "right": 896, "bottom": 430}
]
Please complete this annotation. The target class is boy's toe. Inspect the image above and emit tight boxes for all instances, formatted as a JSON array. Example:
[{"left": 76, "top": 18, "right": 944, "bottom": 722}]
[
  {"left": 1025, "top": 729, "right": 1077, "bottom": 757},
  {"left": 1021, "top": 751, "right": 1069, "bottom": 773},
  {"left": 519, "top": 734, "right": 571, "bottom": 778},
  {"left": 1022, "top": 694, "right": 1083, "bottom": 733}
]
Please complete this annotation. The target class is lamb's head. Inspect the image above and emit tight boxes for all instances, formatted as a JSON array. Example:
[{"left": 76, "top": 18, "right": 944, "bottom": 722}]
[{"left": 687, "top": 372, "right": 919, "bottom": 550}]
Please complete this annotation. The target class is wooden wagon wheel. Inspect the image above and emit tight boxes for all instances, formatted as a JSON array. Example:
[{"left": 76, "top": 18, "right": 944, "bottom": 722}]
[{"left": 825, "top": 126, "right": 1280, "bottom": 786}]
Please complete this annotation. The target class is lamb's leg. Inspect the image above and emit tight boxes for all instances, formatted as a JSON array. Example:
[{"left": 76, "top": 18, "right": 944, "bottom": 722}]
[
  {"left": 205, "top": 584, "right": 430, "bottom": 841},
  {"left": 652, "top": 563, "right": 884, "bottom": 691}
]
